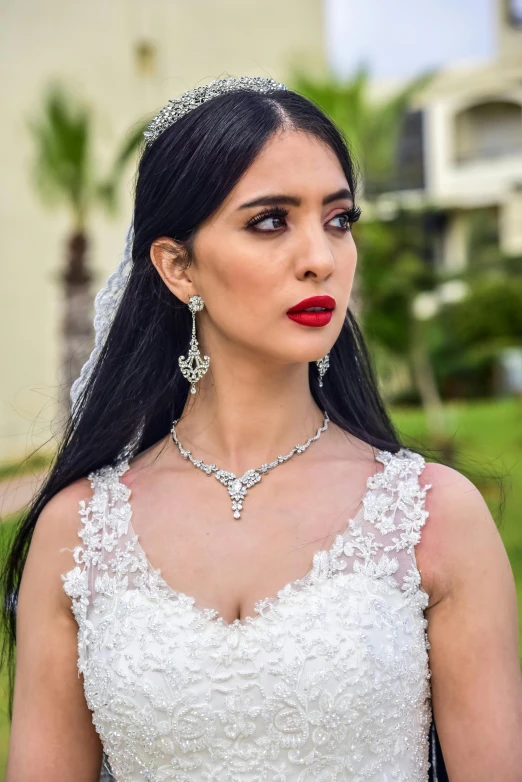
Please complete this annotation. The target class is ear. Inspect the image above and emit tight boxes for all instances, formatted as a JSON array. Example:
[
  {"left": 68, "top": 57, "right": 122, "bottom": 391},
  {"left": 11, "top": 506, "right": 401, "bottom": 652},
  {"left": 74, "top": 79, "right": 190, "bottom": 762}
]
[{"left": 149, "top": 237, "right": 197, "bottom": 303}]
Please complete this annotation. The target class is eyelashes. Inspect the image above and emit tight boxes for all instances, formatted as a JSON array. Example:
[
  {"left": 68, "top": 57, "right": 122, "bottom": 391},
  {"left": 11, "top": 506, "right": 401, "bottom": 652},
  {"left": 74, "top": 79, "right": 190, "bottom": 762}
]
[
  {"left": 343, "top": 205, "right": 362, "bottom": 227},
  {"left": 245, "top": 205, "right": 362, "bottom": 233},
  {"left": 350, "top": 205, "right": 362, "bottom": 221}
]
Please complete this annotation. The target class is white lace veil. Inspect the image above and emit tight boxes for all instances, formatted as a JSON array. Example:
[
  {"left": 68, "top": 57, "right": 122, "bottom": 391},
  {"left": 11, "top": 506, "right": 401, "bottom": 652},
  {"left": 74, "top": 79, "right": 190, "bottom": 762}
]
[{"left": 70, "top": 218, "right": 134, "bottom": 416}]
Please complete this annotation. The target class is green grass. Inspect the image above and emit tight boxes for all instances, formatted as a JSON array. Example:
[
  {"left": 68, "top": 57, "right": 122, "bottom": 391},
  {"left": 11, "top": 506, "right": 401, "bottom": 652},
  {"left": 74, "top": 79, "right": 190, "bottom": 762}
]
[{"left": 0, "top": 398, "right": 520, "bottom": 778}]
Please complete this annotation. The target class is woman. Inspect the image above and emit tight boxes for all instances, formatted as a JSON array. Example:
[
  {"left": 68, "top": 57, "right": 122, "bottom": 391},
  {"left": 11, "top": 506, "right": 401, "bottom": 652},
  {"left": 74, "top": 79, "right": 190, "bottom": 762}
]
[{"left": 3, "top": 76, "right": 521, "bottom": 781}]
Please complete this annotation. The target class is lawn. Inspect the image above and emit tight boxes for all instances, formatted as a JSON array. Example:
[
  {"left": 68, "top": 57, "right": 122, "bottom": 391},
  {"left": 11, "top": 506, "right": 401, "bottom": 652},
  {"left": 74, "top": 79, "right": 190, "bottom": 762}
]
[{"left": 0, "top": 397, "right": 520, "bottom": 778}]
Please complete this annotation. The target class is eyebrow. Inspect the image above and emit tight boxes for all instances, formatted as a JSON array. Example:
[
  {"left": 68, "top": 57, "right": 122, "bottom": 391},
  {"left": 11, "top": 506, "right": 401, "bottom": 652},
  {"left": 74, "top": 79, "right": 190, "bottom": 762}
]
[{"left": 237, "top": 187, "right": 353, "bottom": 210}]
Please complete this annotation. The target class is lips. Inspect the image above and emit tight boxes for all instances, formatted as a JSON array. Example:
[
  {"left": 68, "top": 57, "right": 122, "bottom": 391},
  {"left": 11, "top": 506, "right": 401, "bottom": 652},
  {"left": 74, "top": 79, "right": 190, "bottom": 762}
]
[
  {"left": 286, "top": 295, "right": 336, "bottom": 327},
  {"left": 287, "top": 295, "right": 336, "bottom": 314}
]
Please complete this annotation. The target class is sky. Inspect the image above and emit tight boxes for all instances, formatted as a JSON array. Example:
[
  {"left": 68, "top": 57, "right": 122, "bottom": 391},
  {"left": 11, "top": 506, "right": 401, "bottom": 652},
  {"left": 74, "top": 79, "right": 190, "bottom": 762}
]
[{"left": 324, "top": 0, "right": 496, "bottom": 82}]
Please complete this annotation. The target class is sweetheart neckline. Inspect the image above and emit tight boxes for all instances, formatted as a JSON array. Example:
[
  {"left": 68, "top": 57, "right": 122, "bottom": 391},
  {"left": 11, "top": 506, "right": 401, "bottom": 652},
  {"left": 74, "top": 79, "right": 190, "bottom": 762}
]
[{"left": 114, "top": 447, "right": 394, "bottom": 630}]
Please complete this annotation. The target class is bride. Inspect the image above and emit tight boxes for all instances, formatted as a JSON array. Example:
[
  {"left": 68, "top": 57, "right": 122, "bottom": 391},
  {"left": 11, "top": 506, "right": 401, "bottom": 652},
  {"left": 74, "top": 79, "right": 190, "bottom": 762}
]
[{"left": 3, "top": 76, "right": 521, "bottom": 782}]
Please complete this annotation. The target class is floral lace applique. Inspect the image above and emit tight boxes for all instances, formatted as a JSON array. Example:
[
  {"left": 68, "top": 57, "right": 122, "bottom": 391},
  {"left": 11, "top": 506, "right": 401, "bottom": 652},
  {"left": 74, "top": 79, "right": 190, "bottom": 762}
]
[{"left": 62, "top": 447, "right": 433, "bottom": 782}]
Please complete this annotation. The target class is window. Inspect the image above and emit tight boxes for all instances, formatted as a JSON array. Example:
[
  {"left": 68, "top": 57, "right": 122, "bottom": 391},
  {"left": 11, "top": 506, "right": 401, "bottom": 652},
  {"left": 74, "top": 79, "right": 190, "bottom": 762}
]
[
  {"left": 507, "top": 0, "right": 522, "bottom": 27},
  {"left": 454, "top": 101, "right": 522, "bottom": 163}
]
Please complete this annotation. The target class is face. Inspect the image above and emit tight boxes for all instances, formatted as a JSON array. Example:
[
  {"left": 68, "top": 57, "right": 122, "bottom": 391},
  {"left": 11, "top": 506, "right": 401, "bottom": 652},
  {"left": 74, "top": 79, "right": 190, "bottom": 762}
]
[{"left": 151, "top": 130, "right": 358, "bottom": 368}]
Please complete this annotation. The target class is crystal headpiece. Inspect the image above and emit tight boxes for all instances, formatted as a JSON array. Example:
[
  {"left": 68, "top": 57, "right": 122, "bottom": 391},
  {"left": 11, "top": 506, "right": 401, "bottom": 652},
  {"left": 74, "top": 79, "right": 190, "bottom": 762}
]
[
  {"left": 143, "top": 75, "right": 288, "bottom": 146},
  {"left": 70, "top": 75, "right": 289, "bottom": 458}
]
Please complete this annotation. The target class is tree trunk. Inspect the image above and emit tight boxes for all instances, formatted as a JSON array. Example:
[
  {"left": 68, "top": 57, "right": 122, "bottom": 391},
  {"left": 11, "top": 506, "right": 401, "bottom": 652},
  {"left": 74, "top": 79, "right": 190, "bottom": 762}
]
[
  {"left": 409, "top": 321, "right": 454, "bottom": 461},
  {"left": 58, "top": 230, "right": 94, "bottom": 423}
]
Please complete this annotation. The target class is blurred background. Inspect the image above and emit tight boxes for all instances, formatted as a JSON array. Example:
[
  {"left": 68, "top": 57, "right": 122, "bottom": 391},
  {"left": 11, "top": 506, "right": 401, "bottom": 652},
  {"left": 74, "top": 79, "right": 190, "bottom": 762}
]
[{"left": 1, "top": 0, "right": 521, "bottom": 774}]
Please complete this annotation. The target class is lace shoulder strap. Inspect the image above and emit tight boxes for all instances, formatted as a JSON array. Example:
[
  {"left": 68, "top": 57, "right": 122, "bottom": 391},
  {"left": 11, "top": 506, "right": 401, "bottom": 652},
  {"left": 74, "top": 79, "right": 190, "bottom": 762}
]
[
  {"left": 342, "top": 447, "right": 432, "bottom": 607},
  {"left": 61, "top": 459, "right": 131, "bottom": 673}
]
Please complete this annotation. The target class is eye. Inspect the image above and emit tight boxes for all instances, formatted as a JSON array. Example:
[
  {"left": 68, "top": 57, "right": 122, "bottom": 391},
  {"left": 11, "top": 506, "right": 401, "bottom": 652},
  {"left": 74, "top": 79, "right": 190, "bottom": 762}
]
[
  {"left": 245, "top": 204, "right": 362, "bottom": 233},
  {"left": 245, "top": 207, "right": 289, "bottom": 232},
  {"left": 330, "top": 206, "right": 362, "bottom": 231}
]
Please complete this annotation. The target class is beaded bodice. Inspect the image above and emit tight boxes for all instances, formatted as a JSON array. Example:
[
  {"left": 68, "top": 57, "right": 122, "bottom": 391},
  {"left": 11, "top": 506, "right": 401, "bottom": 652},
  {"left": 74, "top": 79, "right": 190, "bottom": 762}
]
[{"left": 62, "top": 447, "right": 433, "bottom": 781}]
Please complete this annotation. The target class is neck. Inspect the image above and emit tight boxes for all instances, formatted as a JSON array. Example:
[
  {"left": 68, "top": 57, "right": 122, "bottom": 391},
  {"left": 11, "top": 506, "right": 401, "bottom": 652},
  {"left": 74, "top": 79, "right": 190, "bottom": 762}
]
[{"left": 172, "top": 360, "right": 329, "bottom": 476}]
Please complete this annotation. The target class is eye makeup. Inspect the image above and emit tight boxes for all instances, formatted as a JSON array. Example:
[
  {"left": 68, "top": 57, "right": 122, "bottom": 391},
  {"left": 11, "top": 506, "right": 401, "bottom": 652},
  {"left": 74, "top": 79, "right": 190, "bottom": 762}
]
[{"left": 245, "top": 204, "right": 362, "bottom": 232}]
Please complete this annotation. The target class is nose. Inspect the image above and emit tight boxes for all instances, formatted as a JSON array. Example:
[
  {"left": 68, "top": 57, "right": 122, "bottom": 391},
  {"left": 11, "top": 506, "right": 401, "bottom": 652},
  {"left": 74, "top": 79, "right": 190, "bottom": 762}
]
[{"left": 293, "top": 222, "right": 336, "bottom": 280}]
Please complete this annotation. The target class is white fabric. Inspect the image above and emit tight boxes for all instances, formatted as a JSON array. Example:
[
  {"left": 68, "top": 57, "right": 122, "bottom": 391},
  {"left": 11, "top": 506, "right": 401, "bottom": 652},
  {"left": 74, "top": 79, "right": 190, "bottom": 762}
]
[
  {"left": 69, "top": 220, "right": 134, "bottom": 416},
  {"left": 62, "top": 447, "right": 434, "bottom": 781}
]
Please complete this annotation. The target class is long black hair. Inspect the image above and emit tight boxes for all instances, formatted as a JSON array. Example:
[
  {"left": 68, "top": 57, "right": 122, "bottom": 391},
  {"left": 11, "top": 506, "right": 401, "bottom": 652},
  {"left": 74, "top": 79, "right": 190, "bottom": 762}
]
[{"left": 1, "top": 85, "right": 448, "bottom": 780}]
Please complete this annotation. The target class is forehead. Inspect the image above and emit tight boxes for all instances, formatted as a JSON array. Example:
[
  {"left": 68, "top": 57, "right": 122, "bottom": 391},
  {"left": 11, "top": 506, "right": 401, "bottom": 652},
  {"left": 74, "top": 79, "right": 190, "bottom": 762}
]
[{"left": 222, "top": 130, "right": 350, "bottom": 210}]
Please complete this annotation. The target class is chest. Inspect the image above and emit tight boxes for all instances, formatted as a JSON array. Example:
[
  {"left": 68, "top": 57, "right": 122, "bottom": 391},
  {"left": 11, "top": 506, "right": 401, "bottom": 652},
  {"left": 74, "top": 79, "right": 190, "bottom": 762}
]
[{"left": 123, "top": 459, "right": 378, "bottom": 623}]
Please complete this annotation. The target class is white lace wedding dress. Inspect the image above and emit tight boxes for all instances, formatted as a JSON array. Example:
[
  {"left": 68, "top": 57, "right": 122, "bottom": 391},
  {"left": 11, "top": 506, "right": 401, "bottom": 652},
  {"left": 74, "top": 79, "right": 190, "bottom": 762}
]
[{"left": 62, "top": 447, "right": 433, "bottom": 781}]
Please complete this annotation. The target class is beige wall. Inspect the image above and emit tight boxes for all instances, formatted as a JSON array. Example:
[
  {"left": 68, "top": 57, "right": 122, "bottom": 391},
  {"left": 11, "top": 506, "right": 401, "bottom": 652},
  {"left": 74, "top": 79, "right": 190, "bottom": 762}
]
[
  {"left": 0, "top": 0, "right": 327, "bottom": 461},
  {"left": 500, "top": 189, "right": 522, "bottom": 255}
]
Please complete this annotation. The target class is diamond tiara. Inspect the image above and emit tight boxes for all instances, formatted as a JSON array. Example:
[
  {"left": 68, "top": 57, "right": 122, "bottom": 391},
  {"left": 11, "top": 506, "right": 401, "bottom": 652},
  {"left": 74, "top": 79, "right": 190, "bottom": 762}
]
[{"left": 143, "top": 75, "right": 288, "bottom": 146}]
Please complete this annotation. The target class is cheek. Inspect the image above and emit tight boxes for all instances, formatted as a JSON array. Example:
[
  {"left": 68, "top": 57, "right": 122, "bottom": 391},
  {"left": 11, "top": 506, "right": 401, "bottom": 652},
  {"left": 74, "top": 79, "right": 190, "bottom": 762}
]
[
  {"left": 198, "top": 231, "right": 357, "bottom": 341},
  {"left": 200, "top": 246, "right": 281, "bottom": 341},
  {"left": 206, "top": 243, "right": 280, "bottom": 310}
]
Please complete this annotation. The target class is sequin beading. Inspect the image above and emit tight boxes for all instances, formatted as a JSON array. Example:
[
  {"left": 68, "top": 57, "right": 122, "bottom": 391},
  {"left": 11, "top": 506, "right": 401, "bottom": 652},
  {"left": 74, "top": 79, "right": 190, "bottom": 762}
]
[{"left": 62, "top": 446, "right": 433, "bottom": 781}]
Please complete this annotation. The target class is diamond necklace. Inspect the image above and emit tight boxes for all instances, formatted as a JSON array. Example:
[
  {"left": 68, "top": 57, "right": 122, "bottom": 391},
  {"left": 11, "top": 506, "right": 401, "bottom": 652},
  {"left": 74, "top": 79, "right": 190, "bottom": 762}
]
[{"left": 170, "top": 411, "right": 330, "bottom": 519}]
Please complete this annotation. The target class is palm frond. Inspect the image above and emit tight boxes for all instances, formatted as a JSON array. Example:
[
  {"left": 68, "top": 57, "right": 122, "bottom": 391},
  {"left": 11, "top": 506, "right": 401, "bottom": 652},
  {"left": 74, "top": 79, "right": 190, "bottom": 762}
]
[
  {"left": 27, "top": 82, "right": 93, "bottom": 224},
  {"left": 288, "top": 65, "right": 435, "bottom": 196}
]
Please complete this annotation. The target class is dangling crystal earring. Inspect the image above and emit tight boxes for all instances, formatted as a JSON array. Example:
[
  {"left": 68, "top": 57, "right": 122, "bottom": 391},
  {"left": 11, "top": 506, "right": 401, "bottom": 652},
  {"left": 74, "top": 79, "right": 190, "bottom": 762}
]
[
  {"left": 178, "top": 295, "right": 210, "bottom": 394},
  {"left": 316, "top": 352, "right": 330, "bottom": 387}
]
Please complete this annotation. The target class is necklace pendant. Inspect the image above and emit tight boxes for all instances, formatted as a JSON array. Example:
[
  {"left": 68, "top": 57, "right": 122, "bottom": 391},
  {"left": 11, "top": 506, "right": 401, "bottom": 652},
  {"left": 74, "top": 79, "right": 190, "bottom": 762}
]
[
  {"left": 224, "top": 471, "right": 263, "bottom": 519},
  {"left": 228, "top": 477, "right": 246, "bottom": 519}
]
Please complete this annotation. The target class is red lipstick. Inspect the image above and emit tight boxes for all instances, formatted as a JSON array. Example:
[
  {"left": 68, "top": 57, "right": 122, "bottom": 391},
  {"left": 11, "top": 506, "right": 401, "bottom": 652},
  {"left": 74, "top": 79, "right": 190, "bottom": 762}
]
[{"left": 286, "top": 295, "right": 336, "bottom": 327}]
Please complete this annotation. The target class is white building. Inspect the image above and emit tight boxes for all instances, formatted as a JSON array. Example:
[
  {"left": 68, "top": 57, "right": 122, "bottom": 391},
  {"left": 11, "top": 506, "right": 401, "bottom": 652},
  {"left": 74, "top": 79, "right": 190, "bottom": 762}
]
[{"left": 383, "top": 0, "right": 522, "bottom": 272}]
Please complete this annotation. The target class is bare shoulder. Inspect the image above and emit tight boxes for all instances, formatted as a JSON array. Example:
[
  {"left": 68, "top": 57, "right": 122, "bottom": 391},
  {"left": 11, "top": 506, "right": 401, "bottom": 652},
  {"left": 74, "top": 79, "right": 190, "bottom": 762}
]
[
  {"left": 32, "top": 475, "right": 93, "bottom": 550},
  {"left": 415, "top": 458, "right": 507, "bottom": 607},
  {"left": 23, "top": 476, "right": 94, "bottom": 613}
]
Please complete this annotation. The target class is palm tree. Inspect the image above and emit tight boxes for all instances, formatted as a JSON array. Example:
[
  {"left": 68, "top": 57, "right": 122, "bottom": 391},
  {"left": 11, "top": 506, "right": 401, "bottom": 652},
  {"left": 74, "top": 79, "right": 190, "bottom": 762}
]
[
  {"left": 355, "top": 208, "right": 451, "bottom": 447},
  {"left": 289, "top": 64, "right": 432, "bottom": 199},
  {"left": 27, "top": 81, "right": 149, "bottom": 420}
]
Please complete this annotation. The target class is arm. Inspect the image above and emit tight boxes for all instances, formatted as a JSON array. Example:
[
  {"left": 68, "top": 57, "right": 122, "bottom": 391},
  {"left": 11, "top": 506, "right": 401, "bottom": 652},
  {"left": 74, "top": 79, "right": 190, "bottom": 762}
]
[
  {"left": 421, "top": 462, "right": 522, "bottom": 781},
  {"left": 6, "top": 480, "right": 103, "bottom": 782}
]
